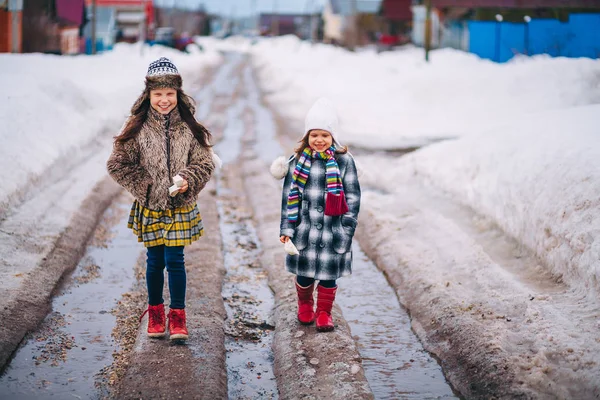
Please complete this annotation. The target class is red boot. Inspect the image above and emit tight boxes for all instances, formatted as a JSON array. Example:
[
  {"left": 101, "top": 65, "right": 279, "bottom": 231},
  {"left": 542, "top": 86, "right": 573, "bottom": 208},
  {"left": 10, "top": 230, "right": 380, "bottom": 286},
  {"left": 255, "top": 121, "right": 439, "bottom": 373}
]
[
  {"left": 168, "top": 308, "right": 189, "bottom": 340},
  {"left": 296, "top": 280, "right": 315, "bottom": 325},
  {"left": 141, "top": 304, "right": 166, "bottom": 338},
  {"left": 315, "top": 285, "right": 337, "bottom": 332}
]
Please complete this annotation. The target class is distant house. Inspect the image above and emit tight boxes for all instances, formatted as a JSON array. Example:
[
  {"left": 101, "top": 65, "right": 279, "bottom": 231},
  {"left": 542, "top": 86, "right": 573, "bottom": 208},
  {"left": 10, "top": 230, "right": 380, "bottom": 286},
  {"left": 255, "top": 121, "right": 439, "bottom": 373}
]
[
  {"left": 0, "top": 0, "right": 23, "bottom": 53},
  {"left": 412, "top": 3, "right": 444, "bottom": 48},
  {"left": 154, "top": 7, "right": 209, "bottom": 37},
  {"left": 413, "top": 0, "right": 600, "bottom": 61},
  {"left": 380, "top": 0, "right": 412, "bottom": 35},
  {"left": 56, "top": 0, "right": 86, "bottom": 54},
  {"left": 259, "top": 13, "right": 311, "bottom": 38},
  {"left": 323, "top": 0, "right": 382, "bottom": 46},
  {"left": 85, "top": 0, "right": 154, "bottom": 44},
  {"left": 12, "top": 0, "right": 86, "bottom": 54}
]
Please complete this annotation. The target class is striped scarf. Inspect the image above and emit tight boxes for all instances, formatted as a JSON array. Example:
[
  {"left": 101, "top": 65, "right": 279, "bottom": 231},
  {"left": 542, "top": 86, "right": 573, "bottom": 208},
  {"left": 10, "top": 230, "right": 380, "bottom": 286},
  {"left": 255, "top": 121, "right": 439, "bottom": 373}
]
[{"left": 287, "top": 146, "right": 345, "bottom": 223}]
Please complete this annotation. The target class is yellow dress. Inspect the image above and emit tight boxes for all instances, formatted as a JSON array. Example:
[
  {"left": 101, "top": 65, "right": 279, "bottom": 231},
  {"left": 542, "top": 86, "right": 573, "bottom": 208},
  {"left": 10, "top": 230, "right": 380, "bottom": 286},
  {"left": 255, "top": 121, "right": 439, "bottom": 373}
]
[{"left": 127, "top": 200, "right": 203, "bottom": 247}]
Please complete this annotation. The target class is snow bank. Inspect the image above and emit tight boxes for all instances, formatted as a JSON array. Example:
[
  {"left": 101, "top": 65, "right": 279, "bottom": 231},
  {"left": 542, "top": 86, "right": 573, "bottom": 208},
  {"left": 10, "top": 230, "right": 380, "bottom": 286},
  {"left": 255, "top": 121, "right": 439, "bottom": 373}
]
[
  {"left": 0, "top": 43, "right": 222, "bottom": 214},
  {"left": 250, "top": 35, "right": 600, "bottom": 149},
  {"left": 393, "top": 105, "right": 600, "bottom": 297}
]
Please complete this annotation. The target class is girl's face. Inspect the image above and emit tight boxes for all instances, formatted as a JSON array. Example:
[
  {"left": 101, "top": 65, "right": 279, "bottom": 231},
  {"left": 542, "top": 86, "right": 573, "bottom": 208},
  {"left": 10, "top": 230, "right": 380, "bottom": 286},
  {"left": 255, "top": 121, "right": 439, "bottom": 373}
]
[
  {"left": 307, "top": 129, "right": 333, "bottom": 152},
  {"left": 150, "top": 88, "right": 177, "bottom": 115}
]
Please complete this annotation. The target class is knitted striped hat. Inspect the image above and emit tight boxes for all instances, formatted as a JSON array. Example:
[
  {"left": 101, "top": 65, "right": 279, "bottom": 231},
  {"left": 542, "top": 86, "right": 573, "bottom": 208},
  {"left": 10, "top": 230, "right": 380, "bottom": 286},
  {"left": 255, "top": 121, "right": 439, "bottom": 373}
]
[{"left": 145, "top": 57, "right": 182, "bottom": 90}]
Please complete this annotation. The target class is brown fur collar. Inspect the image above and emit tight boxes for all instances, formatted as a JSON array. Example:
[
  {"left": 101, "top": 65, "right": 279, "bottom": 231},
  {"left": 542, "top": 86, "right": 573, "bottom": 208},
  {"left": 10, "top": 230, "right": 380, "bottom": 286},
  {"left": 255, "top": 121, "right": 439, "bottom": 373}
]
[{"left": 145, "top": 104, "right": 184, "bottom": 129}]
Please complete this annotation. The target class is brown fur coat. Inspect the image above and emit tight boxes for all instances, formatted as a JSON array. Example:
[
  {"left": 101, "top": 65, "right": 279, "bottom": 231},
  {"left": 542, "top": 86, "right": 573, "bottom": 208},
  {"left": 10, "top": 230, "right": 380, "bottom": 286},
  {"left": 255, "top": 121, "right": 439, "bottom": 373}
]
[{"left": 106, "top": 107, "right": 214, "bottom": 210}]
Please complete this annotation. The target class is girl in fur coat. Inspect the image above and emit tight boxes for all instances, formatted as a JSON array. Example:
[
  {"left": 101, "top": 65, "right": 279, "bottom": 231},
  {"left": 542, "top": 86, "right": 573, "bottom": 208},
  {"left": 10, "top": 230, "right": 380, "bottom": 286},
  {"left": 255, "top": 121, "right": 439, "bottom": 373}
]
[
  {"left": 107, "top": 57, "right": 217, "bottom": 341},
  {"left": 271, "top": 98, "right": 361, "bottom": 332}
]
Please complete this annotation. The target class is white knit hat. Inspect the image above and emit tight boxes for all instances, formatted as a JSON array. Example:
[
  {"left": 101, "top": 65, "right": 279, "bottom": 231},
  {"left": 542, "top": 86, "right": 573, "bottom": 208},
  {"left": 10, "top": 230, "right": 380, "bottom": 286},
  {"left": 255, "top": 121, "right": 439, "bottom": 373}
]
[{"left": 304, "top": 98, "right": 342, "bottom": 146}]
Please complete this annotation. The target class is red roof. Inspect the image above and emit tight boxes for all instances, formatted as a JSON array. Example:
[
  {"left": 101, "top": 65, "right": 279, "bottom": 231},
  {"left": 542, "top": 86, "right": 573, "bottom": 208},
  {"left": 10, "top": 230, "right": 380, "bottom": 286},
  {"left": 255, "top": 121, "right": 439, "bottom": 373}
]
[
  {"left": 382, "top": 0, "right": 412, "bottom": 21},
  {"left": 431, "top": 0, "right": 600, "bottom": 7}
]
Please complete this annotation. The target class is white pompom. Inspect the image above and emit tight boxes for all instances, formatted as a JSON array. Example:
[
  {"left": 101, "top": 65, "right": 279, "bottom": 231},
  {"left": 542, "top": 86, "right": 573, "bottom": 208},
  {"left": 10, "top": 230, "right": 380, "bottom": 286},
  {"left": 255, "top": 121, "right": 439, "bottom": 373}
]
[
  {"left": 270, "top": 156, "right": 290, "bottom": 179},
  {"left": 211, "top": 151, "right": 223, "bottom": 169}
]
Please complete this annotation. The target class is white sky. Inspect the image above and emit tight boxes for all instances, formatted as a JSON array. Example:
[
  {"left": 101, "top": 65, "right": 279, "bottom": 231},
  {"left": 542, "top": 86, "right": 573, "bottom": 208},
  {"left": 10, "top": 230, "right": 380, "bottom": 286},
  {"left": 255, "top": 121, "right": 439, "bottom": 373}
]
[{"left": 161, "top": 0, "right": 377, "bottom": 17}]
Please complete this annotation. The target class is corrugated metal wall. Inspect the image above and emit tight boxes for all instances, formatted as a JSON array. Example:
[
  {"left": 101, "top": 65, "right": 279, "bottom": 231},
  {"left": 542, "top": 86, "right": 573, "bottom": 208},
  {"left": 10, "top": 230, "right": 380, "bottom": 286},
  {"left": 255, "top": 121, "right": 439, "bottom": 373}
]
[
  {"left": 468, "top": 13, "right": 600, "bottom": 61},
  {"left": 432, "top": 0, "right": 600, "bottom": 8}
]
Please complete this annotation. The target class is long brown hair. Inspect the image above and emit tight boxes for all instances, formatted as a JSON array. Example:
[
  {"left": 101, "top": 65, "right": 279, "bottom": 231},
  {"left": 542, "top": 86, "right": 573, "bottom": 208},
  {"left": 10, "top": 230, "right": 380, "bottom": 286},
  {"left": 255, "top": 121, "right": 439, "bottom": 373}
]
[
  {"left": 293, "top": 131, "right": 348, "bottom": 160},
  {"left": 114, "top": 90, "right": 212, "bottom": 148}
]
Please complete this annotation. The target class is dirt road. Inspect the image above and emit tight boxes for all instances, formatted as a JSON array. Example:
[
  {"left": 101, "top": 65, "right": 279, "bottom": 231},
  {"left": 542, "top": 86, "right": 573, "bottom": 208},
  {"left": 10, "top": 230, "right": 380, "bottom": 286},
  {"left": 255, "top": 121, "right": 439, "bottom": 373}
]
[{"left": 0, "top": 52, "right": 457, "bottom": 400}]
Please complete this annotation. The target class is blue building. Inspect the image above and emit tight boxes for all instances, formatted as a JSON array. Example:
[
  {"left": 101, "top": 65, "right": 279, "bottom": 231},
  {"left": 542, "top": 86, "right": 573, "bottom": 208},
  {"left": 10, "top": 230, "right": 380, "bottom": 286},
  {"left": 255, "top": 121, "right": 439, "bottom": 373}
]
[{"left": 415, "top": 0, "right": 600, "bottom": 61}]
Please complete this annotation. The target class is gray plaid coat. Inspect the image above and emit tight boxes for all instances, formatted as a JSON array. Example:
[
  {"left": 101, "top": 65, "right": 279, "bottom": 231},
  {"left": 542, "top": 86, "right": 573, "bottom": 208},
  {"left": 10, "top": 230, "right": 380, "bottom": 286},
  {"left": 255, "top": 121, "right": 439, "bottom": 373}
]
[{"left": 280, "top": 152, "right": 361, "bottom": 281}]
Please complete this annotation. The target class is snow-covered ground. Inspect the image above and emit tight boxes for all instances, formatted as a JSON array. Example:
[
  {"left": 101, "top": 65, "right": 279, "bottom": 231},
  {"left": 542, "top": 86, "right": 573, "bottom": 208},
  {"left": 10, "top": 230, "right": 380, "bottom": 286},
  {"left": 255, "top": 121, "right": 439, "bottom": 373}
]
[
  {"left": 0, "top": 43, "right": 222, "bottom": 215},
  {"left": 211, "top": 35, "right": 599, "bottom": 298},
  {"left": 383, "top": 105, "right": 600, "bottom": 298}
]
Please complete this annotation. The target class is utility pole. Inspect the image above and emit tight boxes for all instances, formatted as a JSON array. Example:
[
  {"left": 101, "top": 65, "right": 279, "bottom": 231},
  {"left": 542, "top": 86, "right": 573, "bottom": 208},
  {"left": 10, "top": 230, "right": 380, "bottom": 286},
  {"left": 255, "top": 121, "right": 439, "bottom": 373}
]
[
  {"left": 350, "top": 0, "right": 357, "bottom": 50},
  {"left": 8, "top": 0, "right": 22, "bottom": 53},
  {"left": 523, "top": 15, "right": 531, "bottom": 56},
  {"left": 169, "top": 0, "right": 175, "bottom": 27},
  {"left": 303, "top": 0, "right": 312, "bottom": 41},
  {"left": 310, "top": 9, "right": 317, "bottom": 42},
  {"left": 304, "top": 0, "right": 318, "bottom": 43},
  {"left": 252, "top": 0, "right": 257, "bottom": 33},
  {"left": 271, "top": 0, "right": 279, "bottom": 36},
  {"left": 424, "top": 0, "right": 432, "bottom": 62},
  {"left": 139, "top": 0, "right": 146, "bottom": 55},
  {"left": 495, "top": 14, "right": 503, "bottom": 62},
  {"left": 91, "top": 0, "right": 97, "bottom": 54}
]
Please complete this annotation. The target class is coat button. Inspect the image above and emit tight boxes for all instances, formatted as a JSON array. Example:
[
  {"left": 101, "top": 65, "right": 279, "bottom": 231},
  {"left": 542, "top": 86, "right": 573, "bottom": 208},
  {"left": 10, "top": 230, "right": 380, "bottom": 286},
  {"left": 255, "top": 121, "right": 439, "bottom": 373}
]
[
  {"left": 317, "top": 206, "right": 324, "bottom": 212},
  {"left": 316, "top": 223, "right": 323, "bottom": 229},
  {"left": 319, "top": 242, "right": 325, "bottom": 248}
]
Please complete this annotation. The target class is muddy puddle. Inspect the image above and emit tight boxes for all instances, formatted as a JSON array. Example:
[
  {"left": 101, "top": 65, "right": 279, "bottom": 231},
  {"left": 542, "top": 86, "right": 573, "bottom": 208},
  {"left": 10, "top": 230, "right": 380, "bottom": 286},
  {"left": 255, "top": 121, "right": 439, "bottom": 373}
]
[
  {"left": 0, "top": 195, "right": 143, "bottom": 399},
  {"left": 215, "top": 175, "right": 278, "bottom": 400},
  {"left": 338, "top": 244, "right": 457, "bottom": 399},
  {"left": 211, "top": 53, "right": 278, "bottom": 398}
]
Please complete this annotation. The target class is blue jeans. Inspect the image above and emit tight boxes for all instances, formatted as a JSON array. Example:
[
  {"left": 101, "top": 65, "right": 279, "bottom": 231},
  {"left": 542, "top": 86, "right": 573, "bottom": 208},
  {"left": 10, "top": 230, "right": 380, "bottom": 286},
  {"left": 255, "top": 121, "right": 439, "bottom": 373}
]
[{"left": 146, "top": 245, "right": 186, "bottom": 309}]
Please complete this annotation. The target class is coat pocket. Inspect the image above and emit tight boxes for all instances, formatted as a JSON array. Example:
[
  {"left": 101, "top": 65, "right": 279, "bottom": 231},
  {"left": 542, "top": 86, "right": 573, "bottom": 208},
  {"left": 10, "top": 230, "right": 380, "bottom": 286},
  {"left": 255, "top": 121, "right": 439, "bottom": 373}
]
[
  {"left": 332, "top": 215, "right": 357, "bottom": 254},
  {"left": 292, "top": 200, "right": 310, "bottom": 251}
]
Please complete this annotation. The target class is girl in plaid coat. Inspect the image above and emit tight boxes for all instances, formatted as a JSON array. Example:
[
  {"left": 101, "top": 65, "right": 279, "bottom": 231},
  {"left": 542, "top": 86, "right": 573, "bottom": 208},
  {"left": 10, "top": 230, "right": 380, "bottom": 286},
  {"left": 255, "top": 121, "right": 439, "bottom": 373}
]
[
  {"left": 107, "top": 57, "right": 217, "bottom": 341},
  {"left": 271, "top": 98, "right": 361, "bottom": 332}
]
